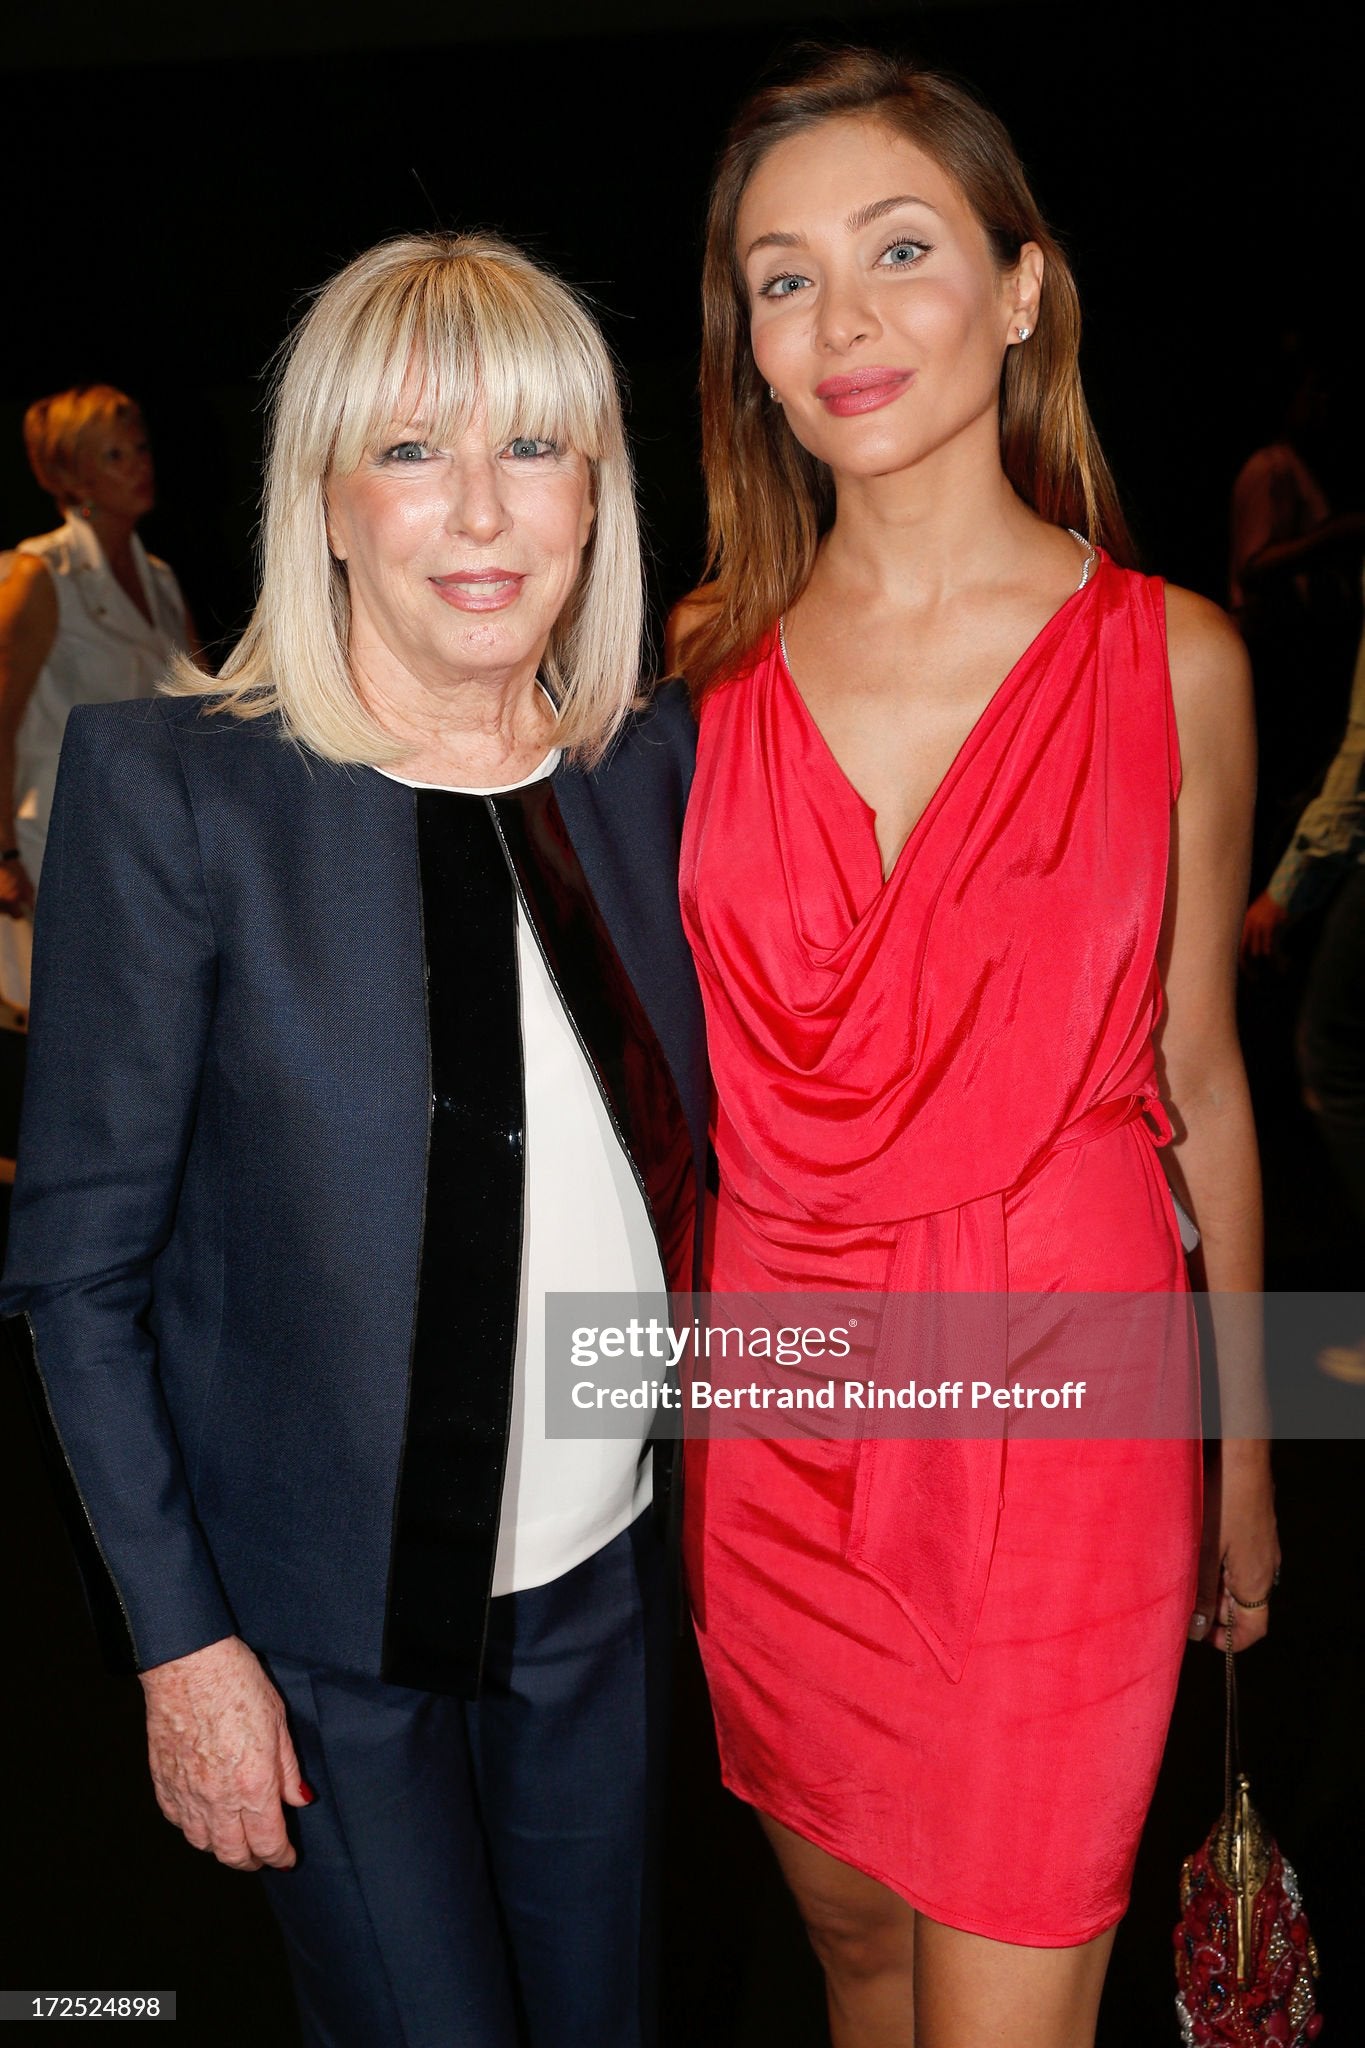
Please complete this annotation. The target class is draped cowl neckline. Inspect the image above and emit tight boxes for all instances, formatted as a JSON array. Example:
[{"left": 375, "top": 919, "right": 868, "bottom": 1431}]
[
  {"left": 776, "top": 554, "right": 1097, "bottom": 904},
  {"left": 681, "top": 553, "right": 1180, "bottom": 1233}
]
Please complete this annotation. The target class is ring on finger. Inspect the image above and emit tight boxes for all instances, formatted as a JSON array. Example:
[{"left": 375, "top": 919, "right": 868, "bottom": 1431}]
[{"left": 1224, "top": 1559, "right": 1279, "bottom": 1610}]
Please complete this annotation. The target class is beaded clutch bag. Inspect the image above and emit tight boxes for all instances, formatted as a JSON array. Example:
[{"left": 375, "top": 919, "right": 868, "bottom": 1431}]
[{"left": 1173, "top": 1605, "right": 1321, "bottom": 2045}]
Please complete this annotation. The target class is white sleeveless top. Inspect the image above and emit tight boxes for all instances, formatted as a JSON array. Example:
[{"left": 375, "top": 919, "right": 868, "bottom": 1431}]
[{"left": 9, "top": 516, "right": 190, "bottom": 880}]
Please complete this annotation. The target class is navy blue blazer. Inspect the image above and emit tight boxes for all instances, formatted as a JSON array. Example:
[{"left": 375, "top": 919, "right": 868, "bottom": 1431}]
[{"left": 1, "top": 684, "right": 707, "bottom": 1687}]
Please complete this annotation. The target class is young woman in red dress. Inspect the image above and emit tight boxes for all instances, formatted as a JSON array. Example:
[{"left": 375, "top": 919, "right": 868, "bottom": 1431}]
[{"left": 671, "top": 50, "right": 1280, "bottom": 2048}]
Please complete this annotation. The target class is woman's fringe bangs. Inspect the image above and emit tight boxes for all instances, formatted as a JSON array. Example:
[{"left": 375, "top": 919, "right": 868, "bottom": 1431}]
[{"left": 321, "top": 264, "right": 613, "bottom": 479}]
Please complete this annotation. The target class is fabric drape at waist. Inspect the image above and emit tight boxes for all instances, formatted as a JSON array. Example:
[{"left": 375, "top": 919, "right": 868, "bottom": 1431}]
[
  {"left": 718, "top": 1087, "right": 1171, "bottom": 1246},
  {"left": 850, "top": 1090, "right": 1176, "bottom": 1683},
  {"left": 1047, "top": 1089, "right": 1171, "bottom": 1158}
]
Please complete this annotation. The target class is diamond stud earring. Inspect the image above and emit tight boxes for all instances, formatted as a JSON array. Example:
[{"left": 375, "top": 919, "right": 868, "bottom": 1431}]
[
  {"left": 769, "top": 384, "right": 780, "bottom": 401},
  {"left": 1017, "top": 326, "right": 1033, "bottom": 342}
]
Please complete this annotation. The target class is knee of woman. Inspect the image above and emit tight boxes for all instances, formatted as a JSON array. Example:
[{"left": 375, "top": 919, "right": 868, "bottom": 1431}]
[{"left": 800, "top": 1896, "right": 910, "bottom": 1982}]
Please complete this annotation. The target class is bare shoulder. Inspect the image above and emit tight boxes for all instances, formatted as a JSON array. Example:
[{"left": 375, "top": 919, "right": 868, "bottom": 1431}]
[
  {"left": 1164, "top": 582, "right": 1246, "bottom": 677},
  {"left": 1162, "top": 582, "right": 1253, "bottom": 780},
  {"left": 0, "top": 549, "right": 57, "bottom": 612},
  {"left": 1164, "top": 582, "right": 1251, "bottom": 704},
  {"left": 0, "top": 550, "right": 57, "bottom": 636},
  {"left": 663, "top": 584, "right": 722, "bottom": 677},
  {"left": 668, "top": 583, "right": 721, "bottom": 626}
]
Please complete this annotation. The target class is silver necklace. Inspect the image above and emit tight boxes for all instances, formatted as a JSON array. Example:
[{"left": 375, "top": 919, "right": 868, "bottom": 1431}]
[{"left": 1067, "top": 528, "right": 1098, "bottom": 589}]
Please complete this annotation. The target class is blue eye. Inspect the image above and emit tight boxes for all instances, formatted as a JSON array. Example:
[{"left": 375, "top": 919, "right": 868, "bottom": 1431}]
[
  {"left": 880, "top": 239, "right": 930, "bottom": 269},
  {"left": 505, "top": 436, "right": 557, "bottom": 460},
  {"left": 383, "top": 441, "right": 428, "bottom": 462},
  {"left": 761, "top": 272, "right": 808, "bottom": 300}
]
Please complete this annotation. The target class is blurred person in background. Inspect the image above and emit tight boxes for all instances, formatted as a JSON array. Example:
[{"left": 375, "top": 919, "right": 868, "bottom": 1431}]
[
  {"left": 1244, "top": 583, "right": 1365, "bottom": 1370},
  {"left": 1228, "top": 351, "right": 1363, "bottom": 890},
  {"left": 0, "top": 384, "right": 193, "bottom": 916}
]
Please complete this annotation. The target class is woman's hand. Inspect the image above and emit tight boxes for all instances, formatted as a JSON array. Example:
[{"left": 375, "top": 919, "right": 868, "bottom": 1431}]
[
  {"left": 0, "top": 855, "right": 34, "bottom": 917},
  {"left": 139, "top": 1634, "right": 313, "bottom": 1870},
  {"left": 1240, "top": 890, "right": 1288, "bottom": 963},
  {"left": 1188, "top": 1446, "right": 1280, "bottom": 1652}
]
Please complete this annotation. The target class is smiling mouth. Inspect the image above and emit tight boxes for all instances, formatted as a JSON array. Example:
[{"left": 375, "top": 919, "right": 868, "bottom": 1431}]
[
  {"left": 815, "top": 368, "right": 915, "bottom": 416},
  {"left": 431, "top": 570, "right": 525, "bottom": 612}
]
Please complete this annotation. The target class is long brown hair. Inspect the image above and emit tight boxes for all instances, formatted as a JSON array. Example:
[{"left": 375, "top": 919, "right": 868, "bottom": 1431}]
[{"left": 683, "top": 47, "right": 1134, "bottom": 700}]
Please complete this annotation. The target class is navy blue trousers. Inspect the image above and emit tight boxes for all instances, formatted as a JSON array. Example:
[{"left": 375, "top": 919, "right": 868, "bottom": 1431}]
[{"left": 259, "top": 1513, "right": 669, "bottom": 2048}]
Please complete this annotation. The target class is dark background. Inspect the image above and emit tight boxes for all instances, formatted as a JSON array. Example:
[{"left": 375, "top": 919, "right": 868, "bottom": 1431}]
[
  {"left": 3, "top": 3, "right": 1362, "bottom": 2044},
  {"left": 4, "top": 1, "right": 1363, "bottom": 645}
]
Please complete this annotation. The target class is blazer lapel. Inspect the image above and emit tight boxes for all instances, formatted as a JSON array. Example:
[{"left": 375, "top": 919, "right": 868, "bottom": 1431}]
[{"left": 553, "top": 756, "right": 707, "bottom": 1170}]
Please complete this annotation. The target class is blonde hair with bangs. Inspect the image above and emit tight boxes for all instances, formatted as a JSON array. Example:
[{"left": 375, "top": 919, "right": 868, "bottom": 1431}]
[{"left": 166, "top": 231, "right": 644, "bottom": 765}]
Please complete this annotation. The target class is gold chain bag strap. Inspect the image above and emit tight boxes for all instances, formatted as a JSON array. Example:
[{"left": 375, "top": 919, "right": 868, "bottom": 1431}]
[{"left": 1173, "top": 1597, "right": 1321, "bottom": 2044}]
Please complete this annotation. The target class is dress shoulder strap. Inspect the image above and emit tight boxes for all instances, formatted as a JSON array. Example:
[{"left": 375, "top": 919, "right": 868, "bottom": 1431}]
[{"left": 1111, "top": 565, "right": 1181, "bottom": 803}]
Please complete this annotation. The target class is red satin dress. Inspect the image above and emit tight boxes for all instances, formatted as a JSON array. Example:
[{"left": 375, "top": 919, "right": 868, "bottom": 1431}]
[{"left": 679, "top": 554, "right": 1203, "bottom": 1946}]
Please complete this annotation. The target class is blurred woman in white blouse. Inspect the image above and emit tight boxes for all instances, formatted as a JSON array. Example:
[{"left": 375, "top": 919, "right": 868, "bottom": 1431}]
[{"left": 0, "top": 384, "right": 193, "bottom": 914}]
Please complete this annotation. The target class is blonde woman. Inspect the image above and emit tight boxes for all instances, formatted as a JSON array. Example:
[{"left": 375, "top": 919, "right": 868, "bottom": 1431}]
[
  {"left": 2, "top": 234, "right": 706, "bottom": 2048},
  {"left": 0, "top": 385, "right": 193, "bottom": 914}
]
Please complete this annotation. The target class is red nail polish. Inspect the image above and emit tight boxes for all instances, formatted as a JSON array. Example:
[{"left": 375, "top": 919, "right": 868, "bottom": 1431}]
[{"left": 299, "top": 1782, "right": 316, "bottom": 1804}]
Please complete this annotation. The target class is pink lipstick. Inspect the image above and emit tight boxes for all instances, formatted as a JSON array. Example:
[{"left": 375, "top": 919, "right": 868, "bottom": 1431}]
[
  {"left": 815, "top": 368, "right": 914, "bottom": 417},
  {"left": 431, "top": 569, "right": 525, "bottom": 613}
]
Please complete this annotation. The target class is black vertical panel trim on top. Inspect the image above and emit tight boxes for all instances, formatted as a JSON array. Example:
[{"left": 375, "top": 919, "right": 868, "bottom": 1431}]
[
  {"left": 382, "top": 792, "right": 524, "bottom": 1698},
  {"left": 491, "top": 781, "right": 695, "bottom": 1297}
]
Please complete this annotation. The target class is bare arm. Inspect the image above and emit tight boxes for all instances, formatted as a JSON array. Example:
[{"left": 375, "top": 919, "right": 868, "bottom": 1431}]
[
  {"left": 1228, "top": 444, "right": 1337, "bottom": 608},
  {"left": 0, "top": 555, "right": 57, "bottom": 910},
  {"left": 1156, "top": 585, "right": 1279, "bottom": 1650},
  {"left": 1239, "top": 511, "right": 1365, "bottom": 592},
  {"left": 662, "top": 586, "right": 721, "bottom": 680}
]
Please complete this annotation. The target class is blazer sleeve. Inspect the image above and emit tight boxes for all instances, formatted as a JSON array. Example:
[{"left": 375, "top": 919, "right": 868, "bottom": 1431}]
[{"left": 1, "top": 700, "right": 237, "bottom": 1672}]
